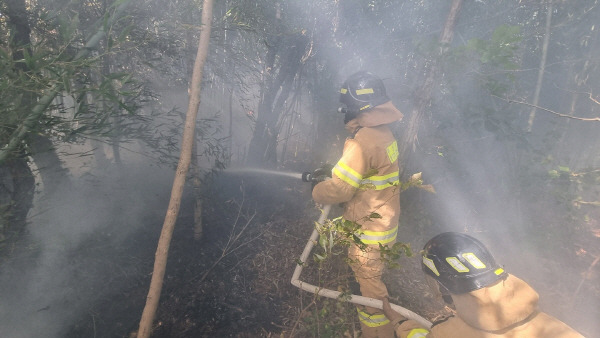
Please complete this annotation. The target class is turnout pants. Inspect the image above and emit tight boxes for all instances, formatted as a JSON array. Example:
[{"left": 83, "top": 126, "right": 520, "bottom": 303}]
[{"left": 349, "top": 243, "right": 395, "bottom": 338}]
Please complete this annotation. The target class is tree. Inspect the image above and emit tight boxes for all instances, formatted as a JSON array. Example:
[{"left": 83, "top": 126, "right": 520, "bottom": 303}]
[
  {"left": 397, "top": 0, "right": 463, "bottom": 175},
  {"left": 136, "top": 0, "right": 215, "bottom": 336}
]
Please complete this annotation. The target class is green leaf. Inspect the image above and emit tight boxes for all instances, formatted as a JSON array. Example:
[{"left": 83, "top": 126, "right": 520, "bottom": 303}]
[
  {"left": 319, "top": 234, "right": 327, "bottom": 250},
  {"left": 558, "top": 166, "right": 571, "bottom": 173}
]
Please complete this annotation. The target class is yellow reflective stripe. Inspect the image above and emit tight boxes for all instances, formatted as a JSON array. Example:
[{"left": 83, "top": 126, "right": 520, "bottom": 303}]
[
  {"left": 340, "top": 217, "right": 397, "bottom": 245},
  {"left": 333, "top": 161, "right": 363, "bottom": 188},
  {"left": 340, "top": 88, "right": 348, "bottom": 94},
  {"left": 360, "top": 226, "right": 398, "bottom": 244},
  {"left": 407, "top": 328, "right": 429, "bottom": 338},
  {"left": 446, "top": 257, "right": 469, "bottom": 273},
  {"left": 462, "top": 252, "right": 486, "bottom": 269},
  {"left": 356, "top": 88, "right": 374, "bottom": 95},
  {"left": 333, "top": 160, "right": 399, "bottom": 191},
  {"left": 359, "top": 104, "right": 371, "bottom": 111},
  {"left": 422, "top": 256, "right": 440, "bottom": 276},
  {"left": 357, "top": 308, "right": 390, "bottom": 327},
  {"left": 362, "top": 171, "right": 400, "bottom": 190}
]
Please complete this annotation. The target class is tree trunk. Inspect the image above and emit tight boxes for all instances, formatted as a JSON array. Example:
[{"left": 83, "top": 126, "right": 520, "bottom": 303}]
[
  {"left": 246, "top": 32, "right": 309, "bottom": 166},
  {"left": 191, "top": 130, "right": 204, "bottom": 240},
  {"left": 398, "top": 0, "right": 463, "bottom": 175},
  {"left": 0, "top": 155, "right": 34, "bottom": 243},
  {"left": 1, "top": 0, "right": 41, "bottom": 240},
  {"left": 136, "top": 0, "right": 214, "bottom": 337},
  {"left": 527, "top": 0, "right": 553, "bottom": 132},
  {"left": 27, "top": 134, "right": 72, "bottom": 194}
]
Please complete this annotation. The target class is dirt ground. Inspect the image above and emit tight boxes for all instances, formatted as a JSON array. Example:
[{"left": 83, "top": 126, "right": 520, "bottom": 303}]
[{"left": 59, "top": 171, "right": 599, "bottom": 337}]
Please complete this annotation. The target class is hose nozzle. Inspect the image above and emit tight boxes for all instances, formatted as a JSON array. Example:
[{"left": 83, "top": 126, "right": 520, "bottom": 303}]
[{"left": 302, "top": 172, "right": 314, "bottom": 182}]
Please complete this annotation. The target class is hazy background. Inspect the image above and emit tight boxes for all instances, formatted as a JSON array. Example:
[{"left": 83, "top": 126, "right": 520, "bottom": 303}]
[{"left": 1, "top": 0, "right": 599, "bottom": 337}]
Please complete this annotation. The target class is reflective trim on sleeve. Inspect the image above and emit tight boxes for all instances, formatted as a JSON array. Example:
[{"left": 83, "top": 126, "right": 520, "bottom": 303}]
[
  {"left": 340, "top": 88, "right": 348, "bottom": 94},
  {"left": 361, "top": 171, "right": 400, "bottom": 190},
  {"left": 357, "top": 308, "right": 390, "bottom": 328},
  {"left": 360, "top": 226, "right": 398, "bottom": 245},
  {"left": 333, "top": 161, "right": 363, "bottom": 188},
  {"left": 333, "top": 160, "right": 399, "bottom": 191},
  {"left": 407, "top": 328, "right": 429, "bottom": 338}
]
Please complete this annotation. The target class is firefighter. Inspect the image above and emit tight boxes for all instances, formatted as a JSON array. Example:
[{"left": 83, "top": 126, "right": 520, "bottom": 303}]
[
  {"left": 382, "top": 232, "right": 585, "bottom": 338},
  {"left": 312, "top": 71, "right": 404, "bottom": 338}
]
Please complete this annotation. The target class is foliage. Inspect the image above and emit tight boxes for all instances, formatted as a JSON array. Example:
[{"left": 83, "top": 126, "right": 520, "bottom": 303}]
[{"left": 302, "top": 297, "right": 356, "bottom": 338}]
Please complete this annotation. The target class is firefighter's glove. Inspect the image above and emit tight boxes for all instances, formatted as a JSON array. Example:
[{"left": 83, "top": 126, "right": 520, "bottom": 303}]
[
  {"left": 311, "top": 164, "right": 333, "bottom": 190},
  {"left": 312, "top": 163, "right": 333, "bottom": 179},
  {"left": 382, "top": 297, "right": 407, "bottom": 327}
]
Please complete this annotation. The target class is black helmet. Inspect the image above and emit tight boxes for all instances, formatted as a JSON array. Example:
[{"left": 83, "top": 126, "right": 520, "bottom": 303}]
[
  {"left": 339, "top": 71, "right": 389, "bottom": 114},
  {"left": 421, "top": 232, "right": 508, "bottom": 294}
]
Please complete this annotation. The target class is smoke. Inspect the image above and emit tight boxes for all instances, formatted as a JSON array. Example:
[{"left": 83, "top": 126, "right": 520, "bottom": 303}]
[{"left": 0, "top": 162, "right": 173, "bottom": 338}]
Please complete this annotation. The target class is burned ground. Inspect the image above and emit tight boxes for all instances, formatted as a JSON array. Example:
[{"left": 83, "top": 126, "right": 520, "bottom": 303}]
[{"left": 2, "top": 168, "right": 597, "bottom": 337}]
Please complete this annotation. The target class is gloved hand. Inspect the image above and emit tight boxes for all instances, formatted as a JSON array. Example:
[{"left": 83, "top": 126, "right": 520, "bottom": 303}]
[
  {"left": 382, "top": 297, "right": 407, "bottom": 327},
  {"left": 311, "top": 163, "right": 333, "bottom": 190},
  {"left": 312, "top": 163, "right": 333, "bottom": 180}
]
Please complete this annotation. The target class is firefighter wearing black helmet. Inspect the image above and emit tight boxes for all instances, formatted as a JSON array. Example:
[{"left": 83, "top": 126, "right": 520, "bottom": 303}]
[
  {"left": 313, "top": 71, "right": 404, "bottom": 338},
  {"left": 382, "top": 232, "right": 584, "bottom": 338}
]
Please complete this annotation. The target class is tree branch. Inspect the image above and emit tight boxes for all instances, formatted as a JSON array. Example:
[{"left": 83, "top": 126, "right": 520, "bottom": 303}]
[{"left": 493, "top": 95, "right": 600, "bottom": 122}]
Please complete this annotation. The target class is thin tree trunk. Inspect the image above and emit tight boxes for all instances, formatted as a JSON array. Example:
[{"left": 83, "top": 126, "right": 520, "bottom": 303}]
[
  {"left": 91, "top": 138, "right": 110, "bottom": 168},
  {"left": 246, "top": 15, "right": 308, "bottom": 166},
  {"left": 28, "top": 133, "right": 71, "bottom": 194},
  {"left": 136, "top": 0, "right": 214, "bottom": 337},
  {"left": 228, "top": 85, "right": 234, "bottom": 165},
  {"left": 191, "top": 131, "right": 203, "bottom": 240},
  {"left": 2, "top": 0, "right": 55, "bottom": 238},
  {"left": 398, "top": 0, "right": 463, "bottom": 174},
  {"left": 527, "top": 0, "right": 553, "bottom": 132}
]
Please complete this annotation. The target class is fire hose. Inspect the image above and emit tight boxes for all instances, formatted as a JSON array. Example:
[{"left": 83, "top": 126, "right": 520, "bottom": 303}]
[{"left": 291, "top": 172, "right": 432, "bottom": 329}]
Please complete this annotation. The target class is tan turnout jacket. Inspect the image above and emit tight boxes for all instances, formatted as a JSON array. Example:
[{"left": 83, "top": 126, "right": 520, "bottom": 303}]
[
  {"left": 395, "top": 274, "right": 585, "bottom": 338},
  {"left": 312, "top": 100, "right": 404, "bottom": 236}
]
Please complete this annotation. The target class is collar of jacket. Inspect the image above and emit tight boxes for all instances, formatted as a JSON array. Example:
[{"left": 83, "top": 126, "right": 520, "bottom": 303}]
[
  {"left": 344, "top": 100, "right": 404, "bottom": 135},
  {"left": 451, "top": 274, "right": 539, "bottom": 332}
]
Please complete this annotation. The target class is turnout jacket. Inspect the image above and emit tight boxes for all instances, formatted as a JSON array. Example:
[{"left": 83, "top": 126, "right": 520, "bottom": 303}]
[
  {"left": 313, "top": 101, "right": 404, "bottom": 244},
  {"left": 395, "top": 274, "right": 584, "bottom": 338}
]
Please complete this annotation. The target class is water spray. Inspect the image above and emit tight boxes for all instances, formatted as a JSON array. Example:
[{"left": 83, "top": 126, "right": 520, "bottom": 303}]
[{"left": 224, "top": 167, "right": 303, "bottom": 180}]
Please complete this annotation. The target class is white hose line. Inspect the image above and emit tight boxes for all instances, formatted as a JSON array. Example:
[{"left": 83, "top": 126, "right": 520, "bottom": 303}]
[{"left": 291, "top": 205, "right": 432, "bottom": 329}]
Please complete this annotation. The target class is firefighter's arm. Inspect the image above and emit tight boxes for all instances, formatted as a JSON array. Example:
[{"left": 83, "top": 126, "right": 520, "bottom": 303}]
[
  {"left": 312, "top": 139, "right": 367, "bottom": 205},
  {"left": 382, "top": 297, "right": 432, "bottom": 338}
]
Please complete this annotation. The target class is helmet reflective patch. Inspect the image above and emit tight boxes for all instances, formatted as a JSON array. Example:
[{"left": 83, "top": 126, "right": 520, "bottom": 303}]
[
  {"left": 359, "top": 104, "right": 371, "bottom": 111},
  {"left": 462, "top": 253, "right": 486, "bottom": 269},
  {"left": 494, "top": 268, "right": 505, "bottom": 275},
  {"left": 356, "top": 88, "right": 375, "bottom": 95},
  {"left": 340, "top": 88, "right": 348, "bottom": 94},
  {"left": 446, "top": 257, "right": 469, "bottom": 273},
  {"left": 422, "top": 257, "right": 440, "bottom": 276}
]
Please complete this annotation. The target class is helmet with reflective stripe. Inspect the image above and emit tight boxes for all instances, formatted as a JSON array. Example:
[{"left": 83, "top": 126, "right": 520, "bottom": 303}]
[
  {"left": 421, "top": 232, "right": 508, "bottom": 294},
  {"left": 339, "top": 71, "right": 389, "bottom": 114}
]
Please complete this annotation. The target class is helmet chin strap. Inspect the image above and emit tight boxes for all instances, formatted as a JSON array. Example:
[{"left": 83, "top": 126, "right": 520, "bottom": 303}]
[
  {"left": 439, "top": 283, "right": 454, "bottom": 305},
  {"left": 338, "top": 106, "right": 359, "bottom": 124},
  {"left": 344, "top": 111, "right": 358, "bottom": 124}
]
